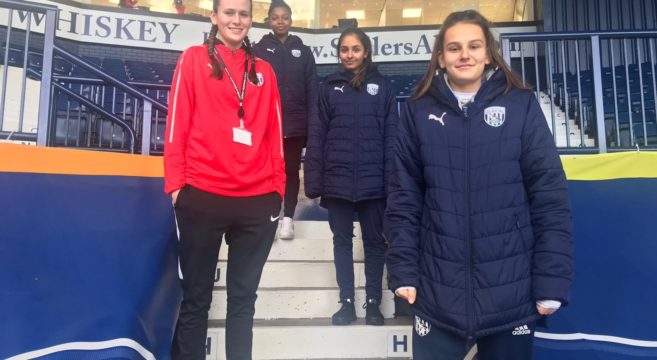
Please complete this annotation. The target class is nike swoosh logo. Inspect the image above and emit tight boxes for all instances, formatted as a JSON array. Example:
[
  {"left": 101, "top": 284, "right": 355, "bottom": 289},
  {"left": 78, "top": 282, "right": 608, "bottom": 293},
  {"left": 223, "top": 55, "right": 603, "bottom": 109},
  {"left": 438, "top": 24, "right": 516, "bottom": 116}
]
[{"left": 270, "top": 215, "right": 280, "bottom": 222}]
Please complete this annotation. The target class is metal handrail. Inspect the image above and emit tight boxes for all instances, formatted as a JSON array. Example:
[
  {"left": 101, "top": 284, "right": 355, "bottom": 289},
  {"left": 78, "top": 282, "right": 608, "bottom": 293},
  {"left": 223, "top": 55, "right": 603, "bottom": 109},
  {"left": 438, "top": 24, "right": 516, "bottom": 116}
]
[
  {"left": 53, "top": 75, "right": 170, "bottom": 107},
  {"left": 500, "top": 29, "right": 657, "bottom": 153},
  {"left": 37, "top": 46, "right": 169, "bottom": 154},
  {"left": 0, "top": 0, "right": 56, "bottom": 12},
  {"left": 25, "top": 68, "right": 137, "bottom": 153},
  {"left": 52, "top": 82, "right": 136, "bottom": 154},
  {"left": 55, "top": 75, "right": 172, "bottom": 89},
  {"left": 53, "top": 45, "right": 168, "bottom": 113},
  {"left": 500, "top": 30, "right": 657, "bottom": 41}
]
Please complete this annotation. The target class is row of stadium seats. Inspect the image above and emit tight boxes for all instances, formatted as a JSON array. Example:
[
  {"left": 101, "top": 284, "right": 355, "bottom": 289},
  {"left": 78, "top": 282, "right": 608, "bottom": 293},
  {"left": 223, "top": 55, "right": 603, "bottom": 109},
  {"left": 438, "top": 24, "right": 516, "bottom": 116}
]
[
  {"left": 43, "top": 56, "right": 418, "bottom": 153},
  {"left": 550, "top": 63, "right": 657, "bottom": 144},
  {"left": 0, "top": 45, "right": 176, "bottom": 84},
  {"left": 3, "top": 45, "right": 421, "bottom": 96},
  {"left": 66, "top": 56, "right": 176, "bottom": 84}
]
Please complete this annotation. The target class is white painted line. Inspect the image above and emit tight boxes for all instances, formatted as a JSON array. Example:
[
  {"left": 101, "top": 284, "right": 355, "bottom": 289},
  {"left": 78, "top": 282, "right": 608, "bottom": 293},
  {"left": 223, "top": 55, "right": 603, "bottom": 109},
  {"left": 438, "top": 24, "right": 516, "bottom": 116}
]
[
  {"left": 535, "top": 332, "right": 657, "bottom": 348},
  {"left": 6, "top": 338, "right": 155, "bottom": 360}
]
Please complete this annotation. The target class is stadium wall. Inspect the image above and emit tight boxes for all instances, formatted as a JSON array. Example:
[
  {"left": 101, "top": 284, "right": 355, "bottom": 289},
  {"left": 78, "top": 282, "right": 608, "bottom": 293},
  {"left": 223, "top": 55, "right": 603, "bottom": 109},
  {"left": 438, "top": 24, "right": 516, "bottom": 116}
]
[
  {"left": 1, "top": 0, "right": 537, "bottom": 78},
  {"left": 1, "top": 144, "right": 656, "bottom": 359}
]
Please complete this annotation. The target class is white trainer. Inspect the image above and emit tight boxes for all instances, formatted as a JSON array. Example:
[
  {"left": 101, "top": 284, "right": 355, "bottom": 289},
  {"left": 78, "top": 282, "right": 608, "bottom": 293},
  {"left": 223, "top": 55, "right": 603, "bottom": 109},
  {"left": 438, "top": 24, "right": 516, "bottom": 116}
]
[{"left": 279, "top": 217, "right": 294, "bottom": 240}]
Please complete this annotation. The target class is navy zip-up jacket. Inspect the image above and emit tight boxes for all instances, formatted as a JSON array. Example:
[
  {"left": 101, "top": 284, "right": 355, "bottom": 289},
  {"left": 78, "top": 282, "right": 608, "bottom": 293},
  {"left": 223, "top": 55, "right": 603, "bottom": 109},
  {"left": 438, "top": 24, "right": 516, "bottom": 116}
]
[
  {"left": 254, "top": 33, "right": 318, "bottom": 138},
  {"left": 304, "top": 68, "right": 398, "bottom": 203},
  {"left": 385, "top": 70, "right": 573, "bottom": 338}
]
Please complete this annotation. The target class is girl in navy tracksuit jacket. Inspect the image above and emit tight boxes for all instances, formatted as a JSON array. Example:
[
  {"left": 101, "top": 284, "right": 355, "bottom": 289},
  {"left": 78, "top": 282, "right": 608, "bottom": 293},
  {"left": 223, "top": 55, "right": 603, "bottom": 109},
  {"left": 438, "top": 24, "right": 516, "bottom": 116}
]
[
  {"left": 304, "top": 28, "right": 398, "bottom": 326},
  {"left": 254, "top": 0, "right": 319, "bottom": 240},
  {"left": 385, "top": 10, "right": 573, "bottom": 359}
]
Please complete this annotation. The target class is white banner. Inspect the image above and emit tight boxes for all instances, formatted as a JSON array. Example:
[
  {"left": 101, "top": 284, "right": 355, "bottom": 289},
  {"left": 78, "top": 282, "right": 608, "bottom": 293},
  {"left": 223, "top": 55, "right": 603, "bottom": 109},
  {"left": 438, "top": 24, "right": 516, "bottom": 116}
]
[{"left": 1, "top": 0, "right": 536, "bottom": 64}]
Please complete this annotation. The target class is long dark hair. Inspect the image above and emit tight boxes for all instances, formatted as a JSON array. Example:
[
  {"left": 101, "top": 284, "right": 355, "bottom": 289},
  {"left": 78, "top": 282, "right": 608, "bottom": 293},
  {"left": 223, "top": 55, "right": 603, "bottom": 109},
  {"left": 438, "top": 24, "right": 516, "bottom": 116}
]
[
  {"left": 268, "top": 0, "right": 291, "bottom": 17},
  {"left": 412, "top": 10, "right": 526, "bottom": 100},
  {"left": 206, "top": 0, "right": 257, "bottom": 83},
  {"left": 338, "top": 28, "right": 375, "bottom": 91}
]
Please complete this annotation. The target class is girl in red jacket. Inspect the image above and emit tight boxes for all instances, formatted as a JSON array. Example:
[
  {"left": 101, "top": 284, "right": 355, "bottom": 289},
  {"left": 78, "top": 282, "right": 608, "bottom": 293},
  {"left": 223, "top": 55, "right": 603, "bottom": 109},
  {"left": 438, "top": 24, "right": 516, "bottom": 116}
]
[{"left": 164, "top": 0, "right": 284, "bottom": 358}]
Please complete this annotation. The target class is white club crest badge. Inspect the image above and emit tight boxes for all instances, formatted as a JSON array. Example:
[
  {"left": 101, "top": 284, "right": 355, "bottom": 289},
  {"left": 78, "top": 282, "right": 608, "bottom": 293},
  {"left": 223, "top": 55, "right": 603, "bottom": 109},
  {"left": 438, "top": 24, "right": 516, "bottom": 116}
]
[
  {"left": 484, "top": 106, "right": 506, "bottom": 127},
  {"left": 366, "top": 83, "right": 379, "bottom": 95},
  {"left": 415, "top": 315, "right": 431, "bottom": 337},
  {"left": 291, "top": 49, "right": 301, "bottom": 58},
  {"left": 256, "top": 73, "right": 264, "bottom": 86}
]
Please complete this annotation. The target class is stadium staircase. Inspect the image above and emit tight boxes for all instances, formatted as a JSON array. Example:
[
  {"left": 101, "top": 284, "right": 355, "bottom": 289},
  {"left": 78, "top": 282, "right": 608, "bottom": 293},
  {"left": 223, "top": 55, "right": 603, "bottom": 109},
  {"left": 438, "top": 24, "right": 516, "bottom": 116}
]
[
  {"left": 208, "top": 208, "right": 415, "bottom": 359},
  {"left": 537, "top": 91, "right": 595, "bottom": 148},
  {"left": 1, "top": 52, "right": 591, "bottom": 360},
  {"left": 0, "top": 65, "right": 40, "bottom": 144}
]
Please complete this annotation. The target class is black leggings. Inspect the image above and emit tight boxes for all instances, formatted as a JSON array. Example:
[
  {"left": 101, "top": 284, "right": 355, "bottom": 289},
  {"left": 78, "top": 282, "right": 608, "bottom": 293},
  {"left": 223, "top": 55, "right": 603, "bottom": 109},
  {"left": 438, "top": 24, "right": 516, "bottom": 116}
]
[
  {"left": 171, "top": 186, "right": 280, "bottom": 360},
  {"left": 283, "top": 136, "right": 305, "bottom": 218}
]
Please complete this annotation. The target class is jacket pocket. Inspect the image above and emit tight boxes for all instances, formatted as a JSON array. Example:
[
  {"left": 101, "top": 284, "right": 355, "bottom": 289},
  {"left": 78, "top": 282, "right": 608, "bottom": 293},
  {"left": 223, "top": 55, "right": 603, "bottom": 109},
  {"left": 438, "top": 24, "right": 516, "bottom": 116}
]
[{"left": 515, "top": 214, "right": 533, "bottom": 270}]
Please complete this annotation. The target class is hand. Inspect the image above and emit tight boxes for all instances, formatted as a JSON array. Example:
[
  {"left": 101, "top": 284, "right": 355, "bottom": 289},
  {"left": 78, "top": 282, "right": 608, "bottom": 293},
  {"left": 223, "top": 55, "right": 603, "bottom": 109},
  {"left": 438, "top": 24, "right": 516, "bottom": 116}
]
[
  {"left": 171, "top": 189, "right": 181, "bottom": 205},
  {"left": 395, "top": 288, "right": 416, "bottom": 304},
  {"left": 536, "top": 305, "right": 558, "bottom": 315}
]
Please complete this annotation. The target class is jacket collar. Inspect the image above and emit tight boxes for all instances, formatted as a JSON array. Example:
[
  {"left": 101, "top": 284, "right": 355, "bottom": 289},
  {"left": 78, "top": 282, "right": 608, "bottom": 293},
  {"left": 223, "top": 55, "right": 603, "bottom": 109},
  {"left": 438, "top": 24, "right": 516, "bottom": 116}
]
[
  {"left": 260, "top": 33, "right": 303, "bottom": 47},
  {"left": 427, "top": 68, "right": 507, "bottom": 113},
  {"left": 325, "top": 66, "right": 380, "bottom": 85}
]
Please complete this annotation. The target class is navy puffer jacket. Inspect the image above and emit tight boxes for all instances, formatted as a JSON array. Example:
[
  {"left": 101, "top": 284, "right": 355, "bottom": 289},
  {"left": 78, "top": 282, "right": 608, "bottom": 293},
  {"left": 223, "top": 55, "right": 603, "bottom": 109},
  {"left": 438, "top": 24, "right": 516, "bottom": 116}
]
[
  {"left": 254, "top": 33, "right": 318, "bottom": 138},
  {"left": 304, "top": 68, "right": 398, "bottom": 203},
  {"left": 385, "top": 70, "right": 573, "bottom": 338}
]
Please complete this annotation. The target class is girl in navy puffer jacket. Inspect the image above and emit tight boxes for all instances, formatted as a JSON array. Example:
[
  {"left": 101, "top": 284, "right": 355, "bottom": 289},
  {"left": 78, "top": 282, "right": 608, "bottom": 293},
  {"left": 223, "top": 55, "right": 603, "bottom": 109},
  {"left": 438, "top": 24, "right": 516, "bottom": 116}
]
[
  {"left": 385, "top": 10, "right": 573, "bottom": 359},
  {"left": 305, "top": 28, "right": 398, "bottom": 326}
]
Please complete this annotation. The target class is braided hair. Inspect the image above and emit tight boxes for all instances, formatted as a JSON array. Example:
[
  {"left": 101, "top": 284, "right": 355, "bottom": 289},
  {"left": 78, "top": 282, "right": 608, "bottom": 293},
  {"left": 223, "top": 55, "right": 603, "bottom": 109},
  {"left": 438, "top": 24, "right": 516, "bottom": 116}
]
[
  {"left": 207, "top": 24, "right": 224, "bottom": 79},
  {"left": 242, "top": 36, "right": 258, "bottom": 84},
  {"left": 206, "top": 0, "right": 257, "bottom": 83}
]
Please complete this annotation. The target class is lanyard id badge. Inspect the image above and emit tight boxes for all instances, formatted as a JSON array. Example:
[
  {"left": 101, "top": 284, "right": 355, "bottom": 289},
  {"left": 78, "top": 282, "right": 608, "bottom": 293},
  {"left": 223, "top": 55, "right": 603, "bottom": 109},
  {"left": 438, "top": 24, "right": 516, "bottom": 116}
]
[
  {"left": 232, "top": 109, "right": 252, "bottom": 146},
  {"left": 233, "top": 122, "right": 252, "bottom": 146},
  {"left": 217, "top": 47, "right": 253, "bottom": 146}
]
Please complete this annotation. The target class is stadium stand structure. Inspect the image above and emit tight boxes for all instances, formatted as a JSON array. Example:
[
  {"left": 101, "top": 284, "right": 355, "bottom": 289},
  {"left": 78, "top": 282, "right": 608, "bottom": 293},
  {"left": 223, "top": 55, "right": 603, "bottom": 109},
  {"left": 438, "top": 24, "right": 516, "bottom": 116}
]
[{"left": 2, "top": 1, "right": 657, "bottom": 358}]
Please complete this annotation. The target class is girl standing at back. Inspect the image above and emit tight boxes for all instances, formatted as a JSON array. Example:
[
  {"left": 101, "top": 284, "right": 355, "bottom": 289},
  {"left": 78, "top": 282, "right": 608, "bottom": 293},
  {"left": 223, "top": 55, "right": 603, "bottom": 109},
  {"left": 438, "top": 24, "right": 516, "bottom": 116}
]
[
  {"left": 385, "top": 10, "right": 573, "bottom": 359},
  {"left": 304, "top": 27, "right": 398, "bottom": 326},
  {"left": 254, "top": 0, "right": 318, "bottom": 240},
  {"left": 164, "top": 0, "right": 284, "bottom": 358}
]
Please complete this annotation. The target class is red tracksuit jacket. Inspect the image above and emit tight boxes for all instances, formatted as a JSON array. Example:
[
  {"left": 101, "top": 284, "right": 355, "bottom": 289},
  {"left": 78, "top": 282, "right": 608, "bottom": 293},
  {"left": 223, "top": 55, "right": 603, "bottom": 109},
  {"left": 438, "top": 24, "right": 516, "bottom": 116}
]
[{"left": 164, "top": 43, "right": 285, "bottom": 199}]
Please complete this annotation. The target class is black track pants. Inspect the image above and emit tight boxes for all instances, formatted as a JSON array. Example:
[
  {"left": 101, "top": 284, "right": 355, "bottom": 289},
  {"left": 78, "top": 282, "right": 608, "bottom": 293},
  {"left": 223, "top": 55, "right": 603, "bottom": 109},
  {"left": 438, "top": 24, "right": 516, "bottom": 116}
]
[{"left": 171, "top": 186, "right": 280, "bottom": 360}]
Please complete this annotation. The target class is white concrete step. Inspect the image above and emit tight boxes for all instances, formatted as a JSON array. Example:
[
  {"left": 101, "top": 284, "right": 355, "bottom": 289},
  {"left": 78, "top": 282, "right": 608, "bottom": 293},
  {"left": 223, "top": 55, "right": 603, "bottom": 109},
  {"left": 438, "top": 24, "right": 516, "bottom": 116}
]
[
  {"left": 219, "top": 235, "right": 366, "bottom": 262},
  {"left": 209, "top": 288, "right": 396, "bottom": 320},
  {"left": 0, "top": 65, "right": 40, "bottom": 135},
  {"left": 539, "top": 93, "right": 596, "bottom": 148},
  {"left": 215, "top": 261, "right": 388, "bottom": 289},
  {"left": 206, "top": 318, "right": 414, "bottom": 359},
  {"left": 275, "top": 220, "right": 363, "bottom": 241}
]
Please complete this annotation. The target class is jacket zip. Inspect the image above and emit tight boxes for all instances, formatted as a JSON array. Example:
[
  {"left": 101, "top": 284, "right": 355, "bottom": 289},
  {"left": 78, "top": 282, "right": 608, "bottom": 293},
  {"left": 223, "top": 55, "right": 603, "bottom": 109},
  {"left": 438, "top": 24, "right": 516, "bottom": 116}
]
[
  {"left": 280, "top": 41, "right": 288, "bottom": 139},
  {"left": 463, "top": 103, "right": 474, "bottom": 339},
  {"left": 353, "top": 87, "right": 360, "bottom": 200}
]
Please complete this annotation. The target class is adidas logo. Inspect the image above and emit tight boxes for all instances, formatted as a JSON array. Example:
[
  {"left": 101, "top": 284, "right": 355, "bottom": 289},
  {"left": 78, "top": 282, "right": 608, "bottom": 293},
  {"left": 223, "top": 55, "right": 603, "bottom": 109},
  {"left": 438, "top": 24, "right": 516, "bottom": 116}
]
[{"left": 512, "top": 325, "right": 531, "bottom": 336}]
